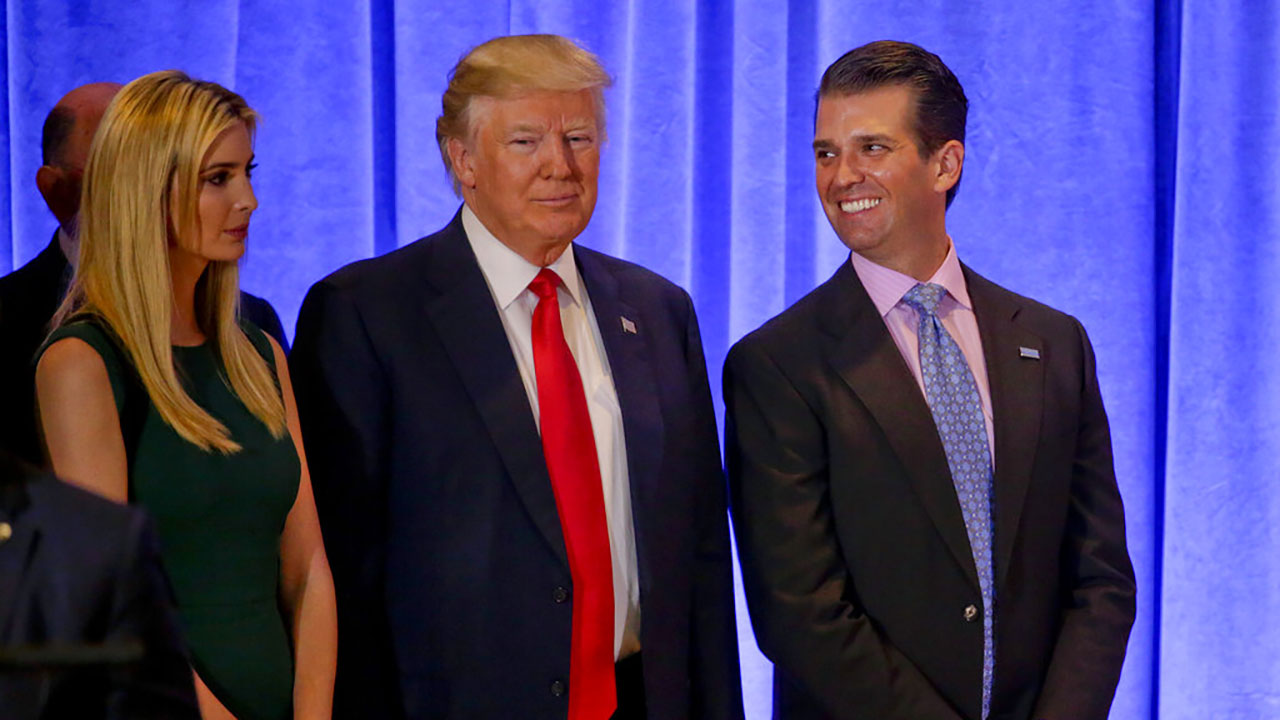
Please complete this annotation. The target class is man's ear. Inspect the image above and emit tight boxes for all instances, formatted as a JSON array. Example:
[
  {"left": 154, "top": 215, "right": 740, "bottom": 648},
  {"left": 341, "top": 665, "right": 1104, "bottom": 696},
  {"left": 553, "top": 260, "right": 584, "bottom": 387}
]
[
  {"left": 36, "top": 165, "right": 62, "bottom": 206},
  {"left": 36, "top": 165, "right": 75, "bottom": 229},
  {"left": 446, "top": 137, "right": 477, "bottom": 190},
  {"left": 934, "top": 140, "right": 964, "bottom": 196}
]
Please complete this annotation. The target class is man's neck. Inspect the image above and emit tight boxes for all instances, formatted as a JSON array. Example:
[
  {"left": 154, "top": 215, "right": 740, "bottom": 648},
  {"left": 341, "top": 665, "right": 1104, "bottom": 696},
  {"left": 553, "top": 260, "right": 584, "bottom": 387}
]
[
  {"left": 858, "top": 233, "right": 951, "bottom": 282},
  {"left": 462, "top": 200, "right": 573, "bottom": 268},
  {"left": 56, "top": 227, "right": 78, "bottom": 269}
]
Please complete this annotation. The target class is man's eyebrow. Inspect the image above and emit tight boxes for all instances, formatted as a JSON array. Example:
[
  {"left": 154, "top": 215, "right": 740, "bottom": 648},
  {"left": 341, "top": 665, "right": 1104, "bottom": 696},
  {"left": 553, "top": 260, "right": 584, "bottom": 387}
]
[{"left": 508, "top": 123, "right": 546, "bottom": 133}]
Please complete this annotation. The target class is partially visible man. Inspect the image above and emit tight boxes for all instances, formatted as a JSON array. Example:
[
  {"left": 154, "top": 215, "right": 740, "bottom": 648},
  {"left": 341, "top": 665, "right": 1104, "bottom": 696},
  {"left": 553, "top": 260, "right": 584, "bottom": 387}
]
[
  {"left": 291, "top": 34, "right": 743, "bottom": 720},
  {"left": 725, "top": 41, "right": 1135, "bottom": 719},
  {"left": 0, "top": 449, "right": 199, "bottom": 719},
  {"left": 0, "top": 82, "right": 289, "bottom": 466}
]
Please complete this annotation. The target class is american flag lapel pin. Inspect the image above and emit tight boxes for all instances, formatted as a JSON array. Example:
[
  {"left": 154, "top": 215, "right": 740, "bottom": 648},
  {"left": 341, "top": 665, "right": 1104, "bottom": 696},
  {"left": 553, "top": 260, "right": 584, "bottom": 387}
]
[
  {"left": 1019, "top": 346, "right": 1040, "bottom": 360},
  {"left": 621, "top": 316, "right": 637, "bottom": 335}
]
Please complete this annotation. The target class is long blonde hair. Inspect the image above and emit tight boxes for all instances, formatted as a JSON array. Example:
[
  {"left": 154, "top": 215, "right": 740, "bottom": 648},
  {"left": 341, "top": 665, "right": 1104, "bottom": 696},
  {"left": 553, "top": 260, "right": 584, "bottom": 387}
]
[{"left": 53, "top": 70, "right": 285, "bottom": 453}]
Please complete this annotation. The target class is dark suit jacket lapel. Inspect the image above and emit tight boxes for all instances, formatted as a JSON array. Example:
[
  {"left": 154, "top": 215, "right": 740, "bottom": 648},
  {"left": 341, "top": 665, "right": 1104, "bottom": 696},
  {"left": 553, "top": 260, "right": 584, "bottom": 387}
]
[
  {"left": 0, "top": 478, "right": 36, "bottom": 639},
  {"left": 822, "top": 262, "right": 981, "bottom": 591},
  {"left": 965, "top": 267, "right": 1044, "bottom": 592},
  {"left": 575, "top": 247, "right": 663, "bottom": 596},
  {"left": 422, "top": 213, "right": 568, "bottom": 569}
]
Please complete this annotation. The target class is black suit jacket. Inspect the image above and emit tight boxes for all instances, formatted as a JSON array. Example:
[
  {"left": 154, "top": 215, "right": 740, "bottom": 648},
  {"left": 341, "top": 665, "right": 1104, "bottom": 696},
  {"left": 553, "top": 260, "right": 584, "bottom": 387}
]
[
  {"left": 0, "top": 451, "right": 198, "bottom": 719},
  {"left": 0, "top": 234, "right": 290, "bottom": 466},
  {"left": 724, "top": 261, "right": 1136, "bottom": 720},
  {"left": 290, "top": 211, "right": 744, "bottom": 719}
]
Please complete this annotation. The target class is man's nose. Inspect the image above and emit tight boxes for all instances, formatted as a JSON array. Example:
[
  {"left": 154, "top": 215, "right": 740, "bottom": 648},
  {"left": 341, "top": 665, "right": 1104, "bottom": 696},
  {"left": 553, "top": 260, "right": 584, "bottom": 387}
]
[
  {"left": 540, "top": 138, "right": 575, "bottom": 179},
  {"left": 835, "top": 154, "right": 866, "bottom": 186}
]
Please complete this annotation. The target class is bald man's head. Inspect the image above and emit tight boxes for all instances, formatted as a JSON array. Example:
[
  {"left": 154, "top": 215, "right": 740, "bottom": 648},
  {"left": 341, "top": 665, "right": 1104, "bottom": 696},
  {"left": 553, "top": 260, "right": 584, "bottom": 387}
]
[{"left": 36, "top": 82, "right": 122, "bottom": 235}]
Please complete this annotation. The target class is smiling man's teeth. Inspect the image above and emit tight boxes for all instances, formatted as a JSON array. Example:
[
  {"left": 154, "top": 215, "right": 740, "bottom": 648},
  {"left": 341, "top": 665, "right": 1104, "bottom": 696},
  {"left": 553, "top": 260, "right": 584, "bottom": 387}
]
[{"left": 840, "top": 198, "right": 880, "bottom": 213}]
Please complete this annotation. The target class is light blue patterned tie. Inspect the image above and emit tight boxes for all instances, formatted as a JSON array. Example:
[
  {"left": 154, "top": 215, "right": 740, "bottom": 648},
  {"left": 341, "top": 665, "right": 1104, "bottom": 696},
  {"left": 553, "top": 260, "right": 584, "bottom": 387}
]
[{"left": 902, "top": 282, "right": 995, "bottom": 719}]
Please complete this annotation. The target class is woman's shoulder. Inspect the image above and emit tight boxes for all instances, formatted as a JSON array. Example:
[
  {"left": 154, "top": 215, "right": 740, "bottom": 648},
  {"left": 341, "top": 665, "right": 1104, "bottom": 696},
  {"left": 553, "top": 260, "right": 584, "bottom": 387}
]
[
  {"left": 38, "top": 331, "right": 109, "bottom": 378},
  {"left": 40, "top": 318, "right": 128, "bottom": 376},
  {"left": 37, "top": 318, "right": 130, "bottom": 412}
]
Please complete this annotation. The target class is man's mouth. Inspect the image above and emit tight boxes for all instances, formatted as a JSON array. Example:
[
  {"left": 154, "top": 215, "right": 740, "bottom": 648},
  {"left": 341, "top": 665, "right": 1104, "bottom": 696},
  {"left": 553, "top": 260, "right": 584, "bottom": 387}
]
[
  {"left": 839, "top": 198, "right": 881, "bottom": 214},
  {"left": 533, "top": 195, "right": 577, "bottom": 208}
]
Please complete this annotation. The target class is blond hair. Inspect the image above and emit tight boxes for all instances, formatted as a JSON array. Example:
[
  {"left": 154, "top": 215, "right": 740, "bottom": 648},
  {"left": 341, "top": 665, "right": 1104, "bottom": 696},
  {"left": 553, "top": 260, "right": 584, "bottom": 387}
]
[
  {"left": 436, "top": 34, "right": 612, "bottom": 194},
  {"left": 53, "top": 70, "right": 285, "bottom": 453}
]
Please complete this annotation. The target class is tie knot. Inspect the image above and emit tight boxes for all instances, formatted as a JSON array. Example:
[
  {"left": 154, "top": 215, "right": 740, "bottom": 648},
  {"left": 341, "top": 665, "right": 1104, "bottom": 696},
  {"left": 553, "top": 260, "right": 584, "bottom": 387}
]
[
  {"left": 902, "top": 282, "right": 947, "bottom": 316},
  {"left": 529, "top": 268, "right": 561, "bottom": 300}
]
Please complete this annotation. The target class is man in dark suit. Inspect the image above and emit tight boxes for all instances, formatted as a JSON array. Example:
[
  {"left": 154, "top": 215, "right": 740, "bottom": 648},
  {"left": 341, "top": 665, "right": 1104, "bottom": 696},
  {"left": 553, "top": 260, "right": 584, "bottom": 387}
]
[
  {"left": 0, "top": 81, "right": 289, "bottom": 466},
  {"left": 0, "top": 449, "right": 199, "bottom": 719},
  {"left": 724, "top": 41, "right": 1136, "bottom": 720},
  {"left": 290, "top": 34, "right": 743, "bottom": 719}
]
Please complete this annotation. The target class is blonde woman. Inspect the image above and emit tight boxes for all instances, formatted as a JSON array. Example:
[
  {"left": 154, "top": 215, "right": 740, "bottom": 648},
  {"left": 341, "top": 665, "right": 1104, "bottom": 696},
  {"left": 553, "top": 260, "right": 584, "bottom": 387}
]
[{"left": 34, "top": 71, "right": 336, "bottom": 720}]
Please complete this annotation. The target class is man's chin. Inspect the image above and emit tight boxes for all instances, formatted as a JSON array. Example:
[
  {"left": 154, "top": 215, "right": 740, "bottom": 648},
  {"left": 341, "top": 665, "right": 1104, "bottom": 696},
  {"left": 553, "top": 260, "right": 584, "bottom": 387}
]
[
  {"left": 834, "top": 224, "right": 878, "bottom": 248},
  {"left": 532, "top": 216, "right": 591, "bottom": 245}
]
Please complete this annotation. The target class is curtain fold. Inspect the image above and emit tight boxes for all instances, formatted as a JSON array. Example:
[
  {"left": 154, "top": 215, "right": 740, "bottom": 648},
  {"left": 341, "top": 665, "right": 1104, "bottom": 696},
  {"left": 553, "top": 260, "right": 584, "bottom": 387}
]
[
  {"left": 2, "top": 1, "right": 1273, "bottom": 716},
  {"left": 1160, "top": 1, "right": 1280, "bottom": 716}
]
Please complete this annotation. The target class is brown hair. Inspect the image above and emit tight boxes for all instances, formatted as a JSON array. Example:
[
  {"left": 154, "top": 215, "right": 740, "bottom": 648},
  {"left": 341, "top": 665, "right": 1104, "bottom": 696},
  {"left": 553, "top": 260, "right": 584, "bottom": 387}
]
[{"left": 819, "top": 40, "right": 968, "bottom": 207}]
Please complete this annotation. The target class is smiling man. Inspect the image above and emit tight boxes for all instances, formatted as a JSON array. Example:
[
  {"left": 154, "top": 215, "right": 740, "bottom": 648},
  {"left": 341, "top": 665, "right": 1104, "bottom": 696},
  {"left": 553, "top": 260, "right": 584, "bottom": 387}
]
[
  {"left": 724, "top": 41, "right": 1136, "bottom": 719},
  {"left": 290, "top": 34, "right": 743, "bottom": 720}
]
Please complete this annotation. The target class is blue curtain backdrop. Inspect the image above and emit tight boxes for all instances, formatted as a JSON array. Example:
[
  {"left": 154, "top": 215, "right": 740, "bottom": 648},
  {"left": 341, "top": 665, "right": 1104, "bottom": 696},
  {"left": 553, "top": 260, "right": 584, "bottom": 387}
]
[{"left": 1, "top": 1, "right": 1274, "bottom": 717}]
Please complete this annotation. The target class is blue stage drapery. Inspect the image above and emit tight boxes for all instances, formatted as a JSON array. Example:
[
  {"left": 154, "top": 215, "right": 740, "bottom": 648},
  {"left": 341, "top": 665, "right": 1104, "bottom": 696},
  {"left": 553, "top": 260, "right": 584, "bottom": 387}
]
[{"left": 3, "top": 1, "right": 1274, "bottom": 716}]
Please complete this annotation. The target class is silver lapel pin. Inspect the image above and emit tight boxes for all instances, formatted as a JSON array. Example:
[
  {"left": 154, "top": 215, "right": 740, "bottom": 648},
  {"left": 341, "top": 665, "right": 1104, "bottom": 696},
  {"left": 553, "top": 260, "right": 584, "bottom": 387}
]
[
  {"left": 621, "top": 316, "right": 637, "bottom": 335},
  {"left": 1019, "top": 346, "right": 1040, "bottom": 360}
]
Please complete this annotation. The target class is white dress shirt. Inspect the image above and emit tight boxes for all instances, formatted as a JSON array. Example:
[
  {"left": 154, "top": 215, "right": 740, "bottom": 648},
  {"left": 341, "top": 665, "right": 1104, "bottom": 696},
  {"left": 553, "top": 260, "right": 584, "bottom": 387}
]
[{"left": 462, "top": 206, "right": 642, "bottom": 659}]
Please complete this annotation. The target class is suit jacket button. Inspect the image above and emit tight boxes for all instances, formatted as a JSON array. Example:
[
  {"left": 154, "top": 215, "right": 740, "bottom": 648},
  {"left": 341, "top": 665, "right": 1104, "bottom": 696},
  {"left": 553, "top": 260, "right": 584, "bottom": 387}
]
[
  {"left": 550, "top": 679, "right": 567, "bottom": 697},
  {"left": 553, "top": 586, "right": 570, "bottom": 604},
  {"left": 0, "top": 521, "right": 10, "bottom": 543},
  {"left": 964, "top": 604, "right": 979, "bottom": 622}
]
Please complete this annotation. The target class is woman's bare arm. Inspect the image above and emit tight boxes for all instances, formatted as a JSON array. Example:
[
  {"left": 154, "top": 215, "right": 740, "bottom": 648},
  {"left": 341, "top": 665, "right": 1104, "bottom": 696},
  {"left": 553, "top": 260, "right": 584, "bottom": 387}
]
[
  {"left": 35, "top": 337, "right": 129, "bottom": 502},
  {"left": 269, "top": 335, "right": 338, "bottom": 719}
]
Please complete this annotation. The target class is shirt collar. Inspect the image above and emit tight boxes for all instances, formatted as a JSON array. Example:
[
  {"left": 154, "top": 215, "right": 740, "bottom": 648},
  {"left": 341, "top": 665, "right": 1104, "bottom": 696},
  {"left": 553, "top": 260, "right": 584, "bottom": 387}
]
[
  {"left": 462, "top": 204, "right": 584, "bottom": 309},
  {"left": 848, "top": 238, "right": 973, "bottom": 317}
]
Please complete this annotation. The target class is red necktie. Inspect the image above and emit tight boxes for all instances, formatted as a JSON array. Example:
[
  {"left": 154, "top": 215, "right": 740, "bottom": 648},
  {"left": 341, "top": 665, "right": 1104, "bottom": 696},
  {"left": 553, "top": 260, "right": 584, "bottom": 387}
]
[{"left": 528, "top": 268, "right": 616, "bottom": 719}]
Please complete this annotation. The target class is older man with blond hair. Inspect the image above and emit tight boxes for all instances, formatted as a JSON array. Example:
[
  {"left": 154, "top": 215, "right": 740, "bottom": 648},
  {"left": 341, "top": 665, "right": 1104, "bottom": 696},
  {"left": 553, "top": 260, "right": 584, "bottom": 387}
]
[{"left": 291, "top": 34, "right": 744, "bottom": 720}]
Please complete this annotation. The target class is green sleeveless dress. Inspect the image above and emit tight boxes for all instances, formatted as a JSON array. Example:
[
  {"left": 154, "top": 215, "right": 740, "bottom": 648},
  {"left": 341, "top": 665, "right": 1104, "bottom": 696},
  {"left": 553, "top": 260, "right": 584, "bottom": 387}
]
[{"left": 42, "top": 320, "right": 299, "bottom": 720}]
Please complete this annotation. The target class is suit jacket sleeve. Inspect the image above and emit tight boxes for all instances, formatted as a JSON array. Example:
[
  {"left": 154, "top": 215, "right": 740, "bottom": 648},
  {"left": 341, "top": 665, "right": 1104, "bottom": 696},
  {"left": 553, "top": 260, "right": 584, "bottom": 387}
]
[
  {"left": 1031, "top": 320, "right": 1136, "bottom": 719},
  {"left": 290, "top": 279, "right": 402, "bottom": 719},
  {"left": 680, "top": 294, "right": 746, "bottom": 720},
  {"left": 240, "top": 293, "right": 290, "bottom": 353},
  {"left": 724, "top": 340, "right": 963, "bottom": 720}
]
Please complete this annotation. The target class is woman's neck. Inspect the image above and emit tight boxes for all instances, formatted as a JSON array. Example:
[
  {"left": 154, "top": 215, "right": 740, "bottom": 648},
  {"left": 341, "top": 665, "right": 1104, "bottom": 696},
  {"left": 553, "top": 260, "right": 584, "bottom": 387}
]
[{"left": 169, "top": 249, "right": 209, "bottom": 347}]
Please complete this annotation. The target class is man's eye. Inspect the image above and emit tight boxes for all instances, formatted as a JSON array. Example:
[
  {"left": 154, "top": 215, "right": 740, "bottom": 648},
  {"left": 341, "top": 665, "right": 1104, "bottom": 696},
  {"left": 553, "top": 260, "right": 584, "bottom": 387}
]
[
  {"left": 568, "top": 134, "right": 593, "bottom": 146},
  {"left": 816, "top": 149, "right": 836, "bottom": 160},
  {"left": 865, "top": 144, "right": 887, "bottom": 153}
]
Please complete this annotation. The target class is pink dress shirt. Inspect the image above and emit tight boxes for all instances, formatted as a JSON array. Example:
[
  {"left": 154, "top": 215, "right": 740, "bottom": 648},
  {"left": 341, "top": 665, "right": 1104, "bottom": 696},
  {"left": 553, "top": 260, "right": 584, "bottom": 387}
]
[{"left": 848, "top": 243, "right": 996, "bottom": 465}]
